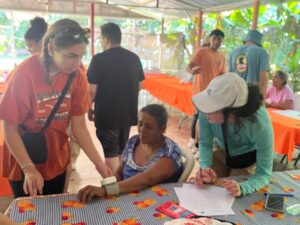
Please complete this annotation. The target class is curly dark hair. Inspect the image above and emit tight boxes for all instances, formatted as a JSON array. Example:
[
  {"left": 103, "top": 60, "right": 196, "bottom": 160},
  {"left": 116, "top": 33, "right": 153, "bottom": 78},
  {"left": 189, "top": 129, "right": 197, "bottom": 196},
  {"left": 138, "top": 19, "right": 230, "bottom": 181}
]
[{"left": 223, "top": 84, "right": 263, "bottom": 126}]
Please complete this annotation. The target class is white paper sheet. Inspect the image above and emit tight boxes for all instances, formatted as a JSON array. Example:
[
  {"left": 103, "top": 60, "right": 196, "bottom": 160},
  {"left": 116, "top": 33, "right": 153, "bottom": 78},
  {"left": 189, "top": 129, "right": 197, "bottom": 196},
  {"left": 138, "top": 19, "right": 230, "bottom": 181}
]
[
  {"left": 174, "top": 184, "right": 235, "bottom": 216},
  {"left": 272, "top": 109, "right": 300, "bottom": 120}
]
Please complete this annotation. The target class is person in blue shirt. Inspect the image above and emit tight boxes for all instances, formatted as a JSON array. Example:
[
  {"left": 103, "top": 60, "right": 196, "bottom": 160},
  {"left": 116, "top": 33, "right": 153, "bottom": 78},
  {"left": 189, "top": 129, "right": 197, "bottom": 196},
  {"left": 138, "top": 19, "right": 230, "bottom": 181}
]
[
  {"left": 78, "top": 104, "right": 183, "bottom": 202},
  {"left": 228, "top": 30, "right": 269, "bottom": 98},
  {"left": 192, "top": 72, "right": 274, "bottom": 197}
]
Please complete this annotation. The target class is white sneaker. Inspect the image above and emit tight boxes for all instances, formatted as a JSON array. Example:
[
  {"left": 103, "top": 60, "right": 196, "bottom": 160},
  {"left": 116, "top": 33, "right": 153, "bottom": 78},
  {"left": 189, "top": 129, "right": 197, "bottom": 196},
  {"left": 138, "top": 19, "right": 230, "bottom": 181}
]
[{"left": 188, "top": 138, "right": 195, "bottom": 149}]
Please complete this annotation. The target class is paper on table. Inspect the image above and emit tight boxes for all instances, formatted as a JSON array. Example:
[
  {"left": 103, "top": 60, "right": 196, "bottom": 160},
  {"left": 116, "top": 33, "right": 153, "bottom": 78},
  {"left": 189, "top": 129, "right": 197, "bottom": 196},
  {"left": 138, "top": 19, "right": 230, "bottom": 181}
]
[
  {"left": 272, "top": 110, "right": 300, "bottom": 120},
  {"left": 174, "top": 184, "right": 235, "bottom": 216}
]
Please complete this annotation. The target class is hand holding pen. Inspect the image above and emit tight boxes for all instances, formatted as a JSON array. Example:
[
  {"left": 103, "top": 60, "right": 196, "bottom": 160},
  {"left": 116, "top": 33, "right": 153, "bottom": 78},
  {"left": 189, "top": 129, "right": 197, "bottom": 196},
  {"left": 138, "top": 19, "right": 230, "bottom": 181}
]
[{"left": 195, "top": 167, "right": 217, "bottom": 186}]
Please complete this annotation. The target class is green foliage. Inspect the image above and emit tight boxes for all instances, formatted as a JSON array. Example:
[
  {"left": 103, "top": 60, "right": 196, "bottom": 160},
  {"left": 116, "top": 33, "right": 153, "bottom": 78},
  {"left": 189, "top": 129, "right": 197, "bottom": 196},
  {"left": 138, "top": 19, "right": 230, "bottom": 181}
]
[
  {"left": 0, "top": 11, "right": 9, "bottom": 25},
  {"left": 0, "top": 2, "right": 299, "bottom": 91}
]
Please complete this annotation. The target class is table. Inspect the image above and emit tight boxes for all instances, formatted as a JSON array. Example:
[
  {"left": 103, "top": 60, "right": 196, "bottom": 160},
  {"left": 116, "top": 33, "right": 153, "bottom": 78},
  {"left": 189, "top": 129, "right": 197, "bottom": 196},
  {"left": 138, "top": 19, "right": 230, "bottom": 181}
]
[
  {"left": 7, "top": 170, "right": 300, "bottom": 225},
  {"left": 144, "top": 74, "right": 194, "bottom": 116},
  {"left": 268, "top": 109, "right": 300, "bottom": 162}
]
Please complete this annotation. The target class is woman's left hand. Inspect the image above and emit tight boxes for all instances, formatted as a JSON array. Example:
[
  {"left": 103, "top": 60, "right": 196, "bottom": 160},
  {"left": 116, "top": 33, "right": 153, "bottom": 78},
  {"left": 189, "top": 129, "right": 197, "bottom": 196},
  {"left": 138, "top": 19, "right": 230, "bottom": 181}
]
[
  {"left": 96, "top": 163, "right": 114, "bottom": 178},
  {"left": 78, "top": 185, "right": 106, "bottom": 203},
  {"left": 223, "top": 179, "right": 241, "bottom": 197}
]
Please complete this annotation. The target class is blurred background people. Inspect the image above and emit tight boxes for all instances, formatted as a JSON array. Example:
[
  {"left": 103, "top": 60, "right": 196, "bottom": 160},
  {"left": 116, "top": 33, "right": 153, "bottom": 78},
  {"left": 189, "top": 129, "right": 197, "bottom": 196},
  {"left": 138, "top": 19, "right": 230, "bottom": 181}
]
[
  {"left": 228, "top": 30, "right": 269, "bottom": 98},
  {"left": 87, "top": 22, "right": 144, "bottom": 174},
  {"left": 24, "top": 17, "right": 48, "bottom": 54},
  {"left": 265, "top": 70, "right": 295, "bottom": 110},
  {"left": 186, "top": 29, "right": 226, "bottom": 153}
]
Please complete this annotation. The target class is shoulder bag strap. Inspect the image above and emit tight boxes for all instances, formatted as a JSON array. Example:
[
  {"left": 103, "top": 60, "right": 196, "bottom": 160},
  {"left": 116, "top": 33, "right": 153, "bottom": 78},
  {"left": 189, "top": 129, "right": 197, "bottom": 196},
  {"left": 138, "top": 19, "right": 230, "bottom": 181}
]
[{"left": 41, "top": 71, "right": 76, "bottom": 132}]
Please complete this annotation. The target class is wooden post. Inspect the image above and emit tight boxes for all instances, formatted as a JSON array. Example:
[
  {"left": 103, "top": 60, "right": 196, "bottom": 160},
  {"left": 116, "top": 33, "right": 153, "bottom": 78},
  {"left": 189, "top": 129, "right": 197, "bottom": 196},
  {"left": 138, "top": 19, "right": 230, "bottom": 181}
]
[
  {"left": 252, "top": 0, "right": 260, "bottom": 30},
  {"left": 90, "top": 1, "right": 95, "bottom": 56},
  {"left": 196, "top": 11, "right": 203, "bottom": 49}
]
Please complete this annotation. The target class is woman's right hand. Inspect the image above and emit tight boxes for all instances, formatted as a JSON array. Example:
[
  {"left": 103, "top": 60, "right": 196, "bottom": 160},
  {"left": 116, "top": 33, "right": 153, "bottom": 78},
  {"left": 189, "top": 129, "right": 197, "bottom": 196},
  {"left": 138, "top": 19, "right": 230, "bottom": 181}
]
[
  {"left": 95, "top": 163, "right": 114, "bottom": 178},
  {"left": 23, "top": 165, "right": 44, "bottom": 196},
  {"left": 195, "top": 167, "right": 217, "bottom": 186}
]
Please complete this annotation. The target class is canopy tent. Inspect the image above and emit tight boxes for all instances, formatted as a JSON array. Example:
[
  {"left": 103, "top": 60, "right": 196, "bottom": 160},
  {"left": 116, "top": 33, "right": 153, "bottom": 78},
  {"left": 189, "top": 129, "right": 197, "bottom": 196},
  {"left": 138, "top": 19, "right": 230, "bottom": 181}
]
[
  {"left": 0, "top": 0, "right": 295, "bottom": 19},
  {"left": 0, "top": 0, "right": 150, "bottom": 19}
]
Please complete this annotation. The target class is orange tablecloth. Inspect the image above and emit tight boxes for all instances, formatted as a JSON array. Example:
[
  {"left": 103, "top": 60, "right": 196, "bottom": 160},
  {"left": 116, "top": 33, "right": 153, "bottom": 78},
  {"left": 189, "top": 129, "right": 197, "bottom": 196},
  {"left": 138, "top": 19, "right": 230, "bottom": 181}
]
[
  {"left": 268, "top": 109, "right": 300, "bottom": 162},
  {"left": 144, "top": 74, "right": 194, "bottom": 116},
  {"left": 0, "top": 83, "right": 5, "bottom": 93}
]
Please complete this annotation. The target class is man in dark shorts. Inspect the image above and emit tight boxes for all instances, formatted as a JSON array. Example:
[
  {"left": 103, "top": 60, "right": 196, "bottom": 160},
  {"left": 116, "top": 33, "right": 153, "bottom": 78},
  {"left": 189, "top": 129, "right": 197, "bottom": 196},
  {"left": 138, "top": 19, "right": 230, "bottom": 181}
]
[{"left": 87, "top": 22, "right": 144, "bottom": 173}]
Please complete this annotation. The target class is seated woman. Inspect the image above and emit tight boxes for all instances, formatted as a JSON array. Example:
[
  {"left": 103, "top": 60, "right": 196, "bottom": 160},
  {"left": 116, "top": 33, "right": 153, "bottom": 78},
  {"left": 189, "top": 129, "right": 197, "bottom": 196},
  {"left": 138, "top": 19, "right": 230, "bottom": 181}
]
[
  {"left": 265, "top": 70, "right": 295, "bottom": 110},
  {"left": 78, "top": 104, "right": 183, "bottom": 202},
  {"left": 192, "top": 72, "right": 273, "bottom": 197}
]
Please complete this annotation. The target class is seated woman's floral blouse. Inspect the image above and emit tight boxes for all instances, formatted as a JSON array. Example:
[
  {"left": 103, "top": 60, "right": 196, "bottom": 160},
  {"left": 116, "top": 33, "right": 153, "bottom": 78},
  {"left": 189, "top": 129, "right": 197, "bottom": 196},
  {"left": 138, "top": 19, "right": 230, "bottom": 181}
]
[{"left": 121, "top": 135, "right": 183, "bottom": 183}]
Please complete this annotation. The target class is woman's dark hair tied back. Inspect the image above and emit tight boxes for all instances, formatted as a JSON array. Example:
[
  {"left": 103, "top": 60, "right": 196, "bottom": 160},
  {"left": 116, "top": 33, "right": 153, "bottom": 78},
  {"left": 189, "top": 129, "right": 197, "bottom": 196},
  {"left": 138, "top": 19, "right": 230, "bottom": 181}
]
[
  {"left": 140, "top": 104, "right": 168, "bottom": 127},
  {"left": 224, "top": 84, "right": 262, "bottom": 125},
  {"left": 25, "top": 17, "right": 48, "bottom": 42}
]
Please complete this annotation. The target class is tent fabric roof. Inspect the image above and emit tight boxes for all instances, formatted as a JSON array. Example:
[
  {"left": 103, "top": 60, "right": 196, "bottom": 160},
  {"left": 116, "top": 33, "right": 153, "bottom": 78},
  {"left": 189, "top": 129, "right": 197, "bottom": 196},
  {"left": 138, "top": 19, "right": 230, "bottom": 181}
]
[
  {"left": 0, "top": 0, "right": 293, "bottom": 19},
  {"left": 0, "top": 0, "right": 150, "bottom": 19}
]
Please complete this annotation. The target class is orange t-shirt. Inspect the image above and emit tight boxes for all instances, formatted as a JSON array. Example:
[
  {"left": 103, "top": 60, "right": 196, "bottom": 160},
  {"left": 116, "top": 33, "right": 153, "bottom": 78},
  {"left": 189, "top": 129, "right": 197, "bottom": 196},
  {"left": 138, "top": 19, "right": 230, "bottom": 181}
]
[
  {"left": 190, "top": 47, "right": 226, "bottom": 94},
  {"left": 0, "top": 55, "right": 91, "bottom": 181}
]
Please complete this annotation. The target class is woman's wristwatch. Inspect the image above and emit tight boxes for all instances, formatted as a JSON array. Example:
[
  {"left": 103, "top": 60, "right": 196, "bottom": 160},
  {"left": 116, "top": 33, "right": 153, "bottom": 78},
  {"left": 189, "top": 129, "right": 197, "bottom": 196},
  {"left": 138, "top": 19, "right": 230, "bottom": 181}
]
[{"left": 101, "top": 176, "right": 120, "bottom": 196}]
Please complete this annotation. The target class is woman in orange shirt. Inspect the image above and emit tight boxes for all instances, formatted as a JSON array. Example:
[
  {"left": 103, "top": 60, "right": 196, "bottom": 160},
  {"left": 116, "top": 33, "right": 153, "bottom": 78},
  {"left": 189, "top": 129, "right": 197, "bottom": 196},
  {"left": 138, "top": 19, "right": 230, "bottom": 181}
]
[{"left": 0, "top": 19, "right": 112, "bottom": 198}]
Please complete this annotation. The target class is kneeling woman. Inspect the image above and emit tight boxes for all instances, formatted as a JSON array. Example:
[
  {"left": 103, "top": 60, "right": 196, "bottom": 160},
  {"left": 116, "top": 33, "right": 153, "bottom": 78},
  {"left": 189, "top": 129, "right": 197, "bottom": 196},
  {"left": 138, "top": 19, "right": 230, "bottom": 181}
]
[
  {"left": 78, "top": 104, "right": 183, "bottom": 202},
  {"left": 192, "top": 72, "right": 274, "bottom": 197}
]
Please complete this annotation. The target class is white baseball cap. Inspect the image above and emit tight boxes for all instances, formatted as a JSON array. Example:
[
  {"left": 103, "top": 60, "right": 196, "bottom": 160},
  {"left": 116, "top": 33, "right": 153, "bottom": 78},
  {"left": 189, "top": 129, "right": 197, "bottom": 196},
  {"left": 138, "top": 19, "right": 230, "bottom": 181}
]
[{"left": 192, "top": 72, "right": 249, "bottom": 113}]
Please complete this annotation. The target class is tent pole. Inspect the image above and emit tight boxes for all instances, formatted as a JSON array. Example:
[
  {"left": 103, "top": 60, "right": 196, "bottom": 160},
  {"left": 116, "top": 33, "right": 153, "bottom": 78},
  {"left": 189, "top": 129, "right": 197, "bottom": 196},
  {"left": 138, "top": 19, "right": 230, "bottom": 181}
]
[
  {"left": 252, "top": 0, "right": 260, "bottom": 30},
  {"left": 90, "top": 1, "right": 95, "bottom": 56},
  {"left": 196, "top": 10, "right": 203, "bottom": 49}
]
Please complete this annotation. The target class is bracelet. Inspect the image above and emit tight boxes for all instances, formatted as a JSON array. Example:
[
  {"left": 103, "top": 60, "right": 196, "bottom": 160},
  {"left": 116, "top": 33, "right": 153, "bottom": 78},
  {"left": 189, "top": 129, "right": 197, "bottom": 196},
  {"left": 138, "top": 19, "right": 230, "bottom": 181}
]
[
  {"left": 103, "top": 182, "right": 120, "bottom": 196},
  {"left": 21, "top": 162, "right": 34, "bottom": 171}
]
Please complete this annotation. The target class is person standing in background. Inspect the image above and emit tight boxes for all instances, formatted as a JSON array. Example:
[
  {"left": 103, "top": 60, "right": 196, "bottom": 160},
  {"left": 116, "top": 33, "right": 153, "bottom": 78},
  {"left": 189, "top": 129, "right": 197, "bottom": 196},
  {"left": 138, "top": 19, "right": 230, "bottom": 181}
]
[
  {"left": 24, "top": 17, "right": 48, "bottom": 54},
  {"left": 228, "top": 30, "right": 269, "bottom": 98},
  {"left": 186, "top": 29, "right": 226, "bottom": 151},
  {"left": 88, "top": 23, "right": 144, "bottom": 174}
]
